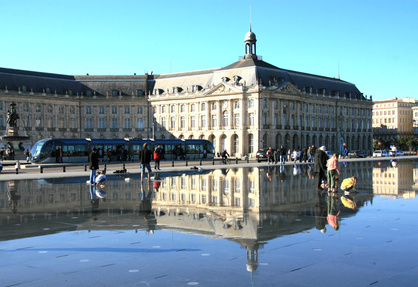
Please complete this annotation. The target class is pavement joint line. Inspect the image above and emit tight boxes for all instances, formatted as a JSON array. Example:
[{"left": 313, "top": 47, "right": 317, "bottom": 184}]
[{"left": 0, "top": 155, "right": 416, "bottom": 182}]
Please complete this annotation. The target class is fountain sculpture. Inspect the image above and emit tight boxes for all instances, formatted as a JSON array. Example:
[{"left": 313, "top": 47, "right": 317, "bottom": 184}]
[{"left": 1, "top": 102, "right": 30, "bottom": 158}]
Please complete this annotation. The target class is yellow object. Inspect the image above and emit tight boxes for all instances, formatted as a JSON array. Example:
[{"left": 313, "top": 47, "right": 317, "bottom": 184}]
[
  {"left": 341, "top": 178, "right": 356, "bottom": 191},
  {"left": 341, "top": 195, "right": 356, "bottom": 209}
]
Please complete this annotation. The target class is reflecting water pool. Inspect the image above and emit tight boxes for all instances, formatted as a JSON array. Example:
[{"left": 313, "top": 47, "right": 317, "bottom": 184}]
[{"left": 1, "top": 160, "right": 418, "bottom": 286}]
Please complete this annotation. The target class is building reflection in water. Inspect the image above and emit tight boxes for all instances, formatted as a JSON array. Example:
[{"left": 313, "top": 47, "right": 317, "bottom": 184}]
[
  {"left": 372, "top": 159, "right": 417, "bottom": 198},
  {"left": 0, "top": 160, "right": 417, "bottom": 275}
]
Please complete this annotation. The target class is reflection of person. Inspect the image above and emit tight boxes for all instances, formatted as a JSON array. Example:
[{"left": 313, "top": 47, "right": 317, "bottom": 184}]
[
  {"left": 315, "top": 190, "right": 327, "bottom": 233},
  {"left": 89, "top": 148, "right": 99, "bottom": 184},
  {"left": 95, "top": 170, "right": 107, "bottom": 188},
  {"left": 89, "top": 185, "right": 100, "bottom": 219},
  {"left": 266, "top": 167, "right": 273, "bottom": 181},
  {"left": 139, "top": 143, "right": 152, "bottom": 182},
  {"left": 153, "top": 172, "right": 161, "bottom": 192},
  {"left": 327, "top": 195, "right": 341, "bottom": 230},
  {"left": 341, "top": 176, "right": 357, "bottom": 192},
  {"left": 313, "top": 146, "right": 327, "bottom": 191},
  {"left": 139, "top": 182, "right": 156, "bottom": 234},
  {"left": 221, "top": 168, "right": 229, "bottom": 176},
  {"left": 279, "top": 165, "right": 286, "bottom": 182},
  {"left": 341, "top": 195, "right": 357, "bottom": 210},
  {"left": 7, "top": 189, "right": 21, "bottom": 214}
]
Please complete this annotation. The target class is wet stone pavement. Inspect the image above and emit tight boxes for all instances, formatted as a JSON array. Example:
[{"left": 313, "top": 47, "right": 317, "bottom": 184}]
[{"left": 1, "top": 159, "right": 418, "bottom": 286}]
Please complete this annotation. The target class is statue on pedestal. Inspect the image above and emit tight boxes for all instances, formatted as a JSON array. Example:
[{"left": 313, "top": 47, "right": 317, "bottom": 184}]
[{"left": 6, "top": 102, "right": 19, "bottom": 127}]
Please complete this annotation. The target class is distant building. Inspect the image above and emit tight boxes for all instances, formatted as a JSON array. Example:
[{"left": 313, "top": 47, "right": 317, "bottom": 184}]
[
  {"left": 372, "top": 97, "right": 417, "bottom": 141},
  {"left": 0, "top": 27, "right": 373, "bottom": 155}
]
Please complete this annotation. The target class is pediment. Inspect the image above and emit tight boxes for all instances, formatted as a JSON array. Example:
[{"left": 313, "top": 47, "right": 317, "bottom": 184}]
[
  {"left": 203, "top": 82, "right": 242, "bottom": 96},
  {"left": 276, "top": 82, "right": 301, "bottom": 95}
]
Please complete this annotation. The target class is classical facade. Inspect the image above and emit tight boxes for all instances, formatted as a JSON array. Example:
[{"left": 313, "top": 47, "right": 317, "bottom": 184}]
[
  {"left": 0, "top": 28, "right": 373, "bottom": 156},
  {"left": 372, "top": 97, "right": 417, "bottom": 141},
  {"left": 0, "top": 72, "right": 151, "bottom": 145},
  {"left": 148, "top": 28, "right": 373, "bottom": 156}
]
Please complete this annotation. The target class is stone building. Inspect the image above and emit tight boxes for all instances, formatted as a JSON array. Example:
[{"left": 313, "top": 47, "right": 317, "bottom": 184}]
[
  {"left": 372, "top": 97, "right": 417, "bottom": 141},
  {"left": 0, "top": 70, "right": 151, "bottom": 145},
  {"left": 148, "top": 28, "right": 373, "bottom": 156},
  {"left": 0, "top": 27, "right": 373, "bottom": 156}
]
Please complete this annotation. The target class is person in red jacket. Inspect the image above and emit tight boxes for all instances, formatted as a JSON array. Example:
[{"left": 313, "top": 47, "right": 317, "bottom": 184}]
[{"left": 153, "top": 146, "right": 162, "bottom": 170}]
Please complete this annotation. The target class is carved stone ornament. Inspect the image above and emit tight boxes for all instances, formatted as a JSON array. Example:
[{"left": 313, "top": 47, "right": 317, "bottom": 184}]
[{"left": 278, "top": 83, "right": 298, "bottom": 95}]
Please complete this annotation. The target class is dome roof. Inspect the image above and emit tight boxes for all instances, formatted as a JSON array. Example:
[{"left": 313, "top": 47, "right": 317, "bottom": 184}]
[{"left": 245, "top": 30, "right": 256, "bottom": 42}]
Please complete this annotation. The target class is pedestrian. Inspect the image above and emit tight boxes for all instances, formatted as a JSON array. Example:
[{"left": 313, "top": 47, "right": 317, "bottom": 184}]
[
  {"left": 25, "top": 149, "right": 31, "bottom": 162},
  {"left": 266, "top": 147, "right": 273, "bottom": 164},
  {"left": 302, "top": 146, "right": 308, "bottom": 162},
  {"left": 279, "top": 145, "right": 286, "bottom": 164},
  {"left": 307, "top": 146, "right": 312, "bottom": 162},
  {"left": 273, "top": 149, "right": 279, "bottom": 164},
  {"left": 311, "top": 145, "right": 316, "bottom": 162},
  {"left": 292, "top": 149, "right": 298, "bottom": 162},
  {"left": 326, "top": 153, "right": 340, "bottom": 193},
  {"left": 203, "top": 148, "right": 207, "bottom": 159},
  {"left": 313, "top": 146, "right": 327, "bottom": 192},
  {"left": 341, "top": 176, "right": 357, "bottom": 192},
  {"left": 89, "top": 148, "right": 99, "bottom": 185},
  {"left": 154, "top": 146, "right": 161, "bottom": 170},
  {"left": 139, "top": 143, "right": 152, "bottom": 182},
  {"left": 344, "top": 147, "right": 349, "bottom": 159},
  {"left": 107, "top": 148, "right": 111, "bottom": 162}
]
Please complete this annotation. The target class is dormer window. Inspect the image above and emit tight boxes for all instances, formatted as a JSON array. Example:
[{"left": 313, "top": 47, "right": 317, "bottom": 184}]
[
  {"left": 233, "top": 75, "right": 241, "bottom": 84},
  {"left": 221, "top": 77, "right": 230, "bottom": 82},
  {"left": 21, "top": 85, "right": 27, "bottom": 92},
  {"left": 192, "top": 85, "right": 202, "bottom": 92},
  {"left": 136, "top": 90, "right": 144, "bottom": 96},
  {"left": 86, "top": 90, "right": 93, "bottom": 96},
  {"left": 112, "top": 90, "right": 119, "bottom": 96}
]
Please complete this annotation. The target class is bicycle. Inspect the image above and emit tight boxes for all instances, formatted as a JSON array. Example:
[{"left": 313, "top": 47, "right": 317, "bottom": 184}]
[{"left": 221, "top": 157, "right": 230, "bottom": 165}]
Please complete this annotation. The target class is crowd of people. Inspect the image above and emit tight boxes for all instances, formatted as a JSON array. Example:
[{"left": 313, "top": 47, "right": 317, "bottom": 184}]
[{"left": 264, "top": 145, "right": 319, "bottom": 165}]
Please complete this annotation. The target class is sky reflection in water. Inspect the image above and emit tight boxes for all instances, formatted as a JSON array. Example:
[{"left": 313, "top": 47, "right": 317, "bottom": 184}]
[{"left": 1, "top": 159, "right": 417, "bottom": 286}]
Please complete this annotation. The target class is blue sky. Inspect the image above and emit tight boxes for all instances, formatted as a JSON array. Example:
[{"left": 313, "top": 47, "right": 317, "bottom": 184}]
[{"left": 1, "top": 0, "right": 417, "bottom": 101}]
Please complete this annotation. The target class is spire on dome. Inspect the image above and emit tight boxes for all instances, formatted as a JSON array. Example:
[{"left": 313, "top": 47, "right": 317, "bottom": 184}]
[{"left": 244, "top": 25, "right": 257, "bottom": 59}]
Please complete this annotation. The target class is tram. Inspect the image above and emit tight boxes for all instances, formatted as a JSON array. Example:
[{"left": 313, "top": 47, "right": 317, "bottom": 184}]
[{"left": 30, "top": 138, "right": 215, "bottom": 163}]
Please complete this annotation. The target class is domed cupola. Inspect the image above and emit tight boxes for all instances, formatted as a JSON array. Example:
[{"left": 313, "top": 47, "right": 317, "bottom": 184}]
[{"left": 244, "top": 24, "right": 257, "bottom": 59}]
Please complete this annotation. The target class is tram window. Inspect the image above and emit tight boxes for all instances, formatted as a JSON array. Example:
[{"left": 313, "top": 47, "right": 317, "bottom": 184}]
[
  {"left": 164, "top": 144, "right": 175, "bottom": 155},
  {"left": 40, "top": 141, "right": 54, "bottom": 159},
  {"left": 186, "top": 144, "right": 200, "bottom": 154},
  {"left": 62, "top": 145, "right": 74, "bottom": 157},
  {"left": 75, "top": 145, "right": 87, "bottom": 156}
]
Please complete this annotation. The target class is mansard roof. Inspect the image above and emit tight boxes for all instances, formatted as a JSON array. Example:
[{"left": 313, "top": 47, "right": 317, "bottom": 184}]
[
  {"left": 0, "top": 67, "right": 82, "bottom": 94},
  {"left": 220, "top": 58, "right": 364, "bottom": 100},
  {"left": 0, "top": 67, "right": 148, "bottom": 97}
]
